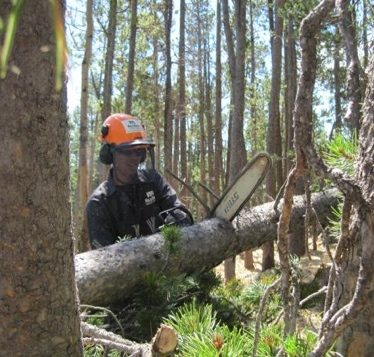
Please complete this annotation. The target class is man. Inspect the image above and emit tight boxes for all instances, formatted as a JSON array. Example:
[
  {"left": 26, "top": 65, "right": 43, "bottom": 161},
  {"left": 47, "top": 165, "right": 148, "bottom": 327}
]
[{"left": 86, "top": 113, "right": 193, "bottom": 249}]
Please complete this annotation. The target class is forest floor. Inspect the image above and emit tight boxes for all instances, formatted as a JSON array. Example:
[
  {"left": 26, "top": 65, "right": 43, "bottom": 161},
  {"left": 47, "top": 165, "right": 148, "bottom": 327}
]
[
  {"left": 215, "top": 240, "right": 335, "bottom": 331},
  {"left": 215, "top": 241, "right": 332, "bottom": 285}
]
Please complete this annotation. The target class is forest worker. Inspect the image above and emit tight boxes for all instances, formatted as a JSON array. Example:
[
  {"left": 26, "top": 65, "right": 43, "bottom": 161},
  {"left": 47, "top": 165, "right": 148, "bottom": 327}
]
[{"left": 86, "top": 113, "right": 193, "bottom": 249}]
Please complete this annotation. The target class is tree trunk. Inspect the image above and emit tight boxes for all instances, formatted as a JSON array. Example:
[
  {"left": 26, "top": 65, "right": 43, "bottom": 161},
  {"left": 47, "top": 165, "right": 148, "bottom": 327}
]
[
  {"left": 152, "top": 35, "right": 161, "bottom": 170},
  {"left": 329, "top": 30, "right": 342, "bottom": 139},
  {"left": 335, "top": 48, "right": 374, "bottom": 356},
  {"left": 77, "top": 0, "right": 94, "bottom": 252},
  {"left": 125, "top": 0, "right": 138, "bottom": 114},
  {"left": 284, "top": 17, "right": 297, "bottom": 177},
  {"left": 99, "top": 0, "right": 117, "bottom": 181},
  {"left": 0, "top": 1, "right": 82, "bottom": 354},
  {"left": 337, "top": 0, "right": 364, "bottom": 134},
  {"left": 214, "top": 0, "right": 223, "bottom": 197},
  {"left": 163, "top": 0, "right": 173, "bottom": 183},
  {"left": 178, "top": 0, "right": 188, "bottom": 202},
  {"left": 197, "top": 9, "right": 207, "bottom": 219},
  {"left": 204, "top": 40, "right": 214, "bottom": 208},
  {"left": 75, "top": 189, "right": 339, "bottom": 306},
  {"left": 222, "top": 0, "right": 247, "bottom": 281},
  {"left": 263, "top": 0, "right": 284, "bottom": 270}
]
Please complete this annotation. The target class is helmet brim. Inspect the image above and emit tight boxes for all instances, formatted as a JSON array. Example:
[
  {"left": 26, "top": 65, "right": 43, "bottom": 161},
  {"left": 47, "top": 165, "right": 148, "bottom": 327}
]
[{"left": 116, "top": 139, "right": 155, "bottom": 148}]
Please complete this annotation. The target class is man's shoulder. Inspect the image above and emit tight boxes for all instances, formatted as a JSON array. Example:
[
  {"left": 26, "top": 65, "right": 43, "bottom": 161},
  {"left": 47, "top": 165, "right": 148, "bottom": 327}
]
[
  {"left": 138, "top": 168, "right": 163, "bottom": 183},
  {"left": 88, "top": 180, "right": 112, "bottom": 202}
]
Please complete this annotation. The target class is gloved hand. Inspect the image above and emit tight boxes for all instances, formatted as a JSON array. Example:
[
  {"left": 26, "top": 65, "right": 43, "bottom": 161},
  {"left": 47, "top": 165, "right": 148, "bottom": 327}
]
[{"left": 159, "top": 207, "right": 194, "bottom": 228}]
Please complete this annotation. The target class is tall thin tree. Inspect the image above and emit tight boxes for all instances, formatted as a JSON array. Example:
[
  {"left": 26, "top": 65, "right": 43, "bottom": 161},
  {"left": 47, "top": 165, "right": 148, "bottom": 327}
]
[
  {"left": 99, "top": 0, "right": 117, "bottom": 180},
  {"left": 178, "top": 0, "right": 188, "bottom": 200},
  {"left": 125, "top": 0, "right": 138, "bottom": 114},
  {"left": 77, "top": 0, "right": 94, "bottom": 252},
  {"left": 222, "top": 0, "right": 247, "bottom": 280},
  {"left": 263, "top": 0, "right": 284, "bottom": 270},
  {"left": 163, "top": 0, "right": 173, "bottom": 181},
  {"left": 214, "top": 0, "right": 223, "bottom": 196}
]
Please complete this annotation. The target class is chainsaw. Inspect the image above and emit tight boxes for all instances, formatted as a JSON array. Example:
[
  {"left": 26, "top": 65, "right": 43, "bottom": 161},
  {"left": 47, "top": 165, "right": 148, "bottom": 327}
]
[
  {"left": 209, "top": 152, "right": 272, "bottom": 221},
  {"left": 160, "top": 153, "right": 272, "bottom": 225}
]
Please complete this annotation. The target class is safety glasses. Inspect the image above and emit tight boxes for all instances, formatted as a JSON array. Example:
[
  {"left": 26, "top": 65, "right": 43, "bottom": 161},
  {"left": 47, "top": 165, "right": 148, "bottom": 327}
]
[{"left": 115, "top": 147, "right": 146, "bottom": 157}]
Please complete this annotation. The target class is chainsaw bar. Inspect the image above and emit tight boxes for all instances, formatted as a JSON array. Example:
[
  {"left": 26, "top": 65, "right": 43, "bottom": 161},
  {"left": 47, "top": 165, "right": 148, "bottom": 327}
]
[{"left": 209, "top": 152, "right": 272, "bottom": 221}]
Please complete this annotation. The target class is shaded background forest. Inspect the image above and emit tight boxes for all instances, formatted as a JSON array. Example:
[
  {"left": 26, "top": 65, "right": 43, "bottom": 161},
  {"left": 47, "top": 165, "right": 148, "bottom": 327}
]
[{"left": 66, "top": 0, "right": 372, "bottom": 265}]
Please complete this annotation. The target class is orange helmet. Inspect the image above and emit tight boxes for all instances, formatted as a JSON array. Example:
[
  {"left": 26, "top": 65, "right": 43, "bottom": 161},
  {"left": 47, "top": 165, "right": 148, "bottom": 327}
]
[{"left": 100, "top": 113, "right": 154, "bottom": 148}]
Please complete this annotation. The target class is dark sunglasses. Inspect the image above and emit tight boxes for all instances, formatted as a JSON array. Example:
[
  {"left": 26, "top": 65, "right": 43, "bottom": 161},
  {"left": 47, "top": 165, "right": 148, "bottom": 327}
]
[{"left": 115, "top": 148, "right": 146, "bottom": 157}]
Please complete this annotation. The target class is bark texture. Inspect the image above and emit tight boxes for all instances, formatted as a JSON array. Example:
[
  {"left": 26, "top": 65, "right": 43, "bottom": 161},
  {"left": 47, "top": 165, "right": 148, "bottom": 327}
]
[
  {"left": 77, "top": 0, "right": 93, "bottom": 252},
  {"left": 124, "top": 0, "right": 138, "bottom": 114},
  {"left": 0, "top": 1, "right": 82, "bottom": 355},
  {"left": 75, "top": 189, "right": 339, "bottom": 306}
]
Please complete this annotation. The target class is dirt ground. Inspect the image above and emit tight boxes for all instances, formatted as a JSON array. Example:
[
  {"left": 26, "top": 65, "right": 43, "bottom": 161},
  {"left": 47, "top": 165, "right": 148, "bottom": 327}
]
[{"left": 215, "top": 241, "right": 332, "bottom": 286}]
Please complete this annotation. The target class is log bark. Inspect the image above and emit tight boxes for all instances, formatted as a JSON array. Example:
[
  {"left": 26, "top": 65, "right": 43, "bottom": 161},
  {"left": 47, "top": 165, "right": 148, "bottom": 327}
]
[{"left": 75, "top": 189, "right": 339, "bottom": 306}]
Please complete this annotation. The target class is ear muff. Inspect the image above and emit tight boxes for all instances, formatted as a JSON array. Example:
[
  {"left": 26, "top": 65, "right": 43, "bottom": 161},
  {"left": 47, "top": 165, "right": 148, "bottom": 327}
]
[{"left": 99, "top": 144, "right": 113, "bottom": 165}]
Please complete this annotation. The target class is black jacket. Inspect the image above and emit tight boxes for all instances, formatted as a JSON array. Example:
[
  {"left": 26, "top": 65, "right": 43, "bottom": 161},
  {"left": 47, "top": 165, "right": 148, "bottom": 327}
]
[{"left": 86, "top": 169, "right": 191, "bottom": 249}]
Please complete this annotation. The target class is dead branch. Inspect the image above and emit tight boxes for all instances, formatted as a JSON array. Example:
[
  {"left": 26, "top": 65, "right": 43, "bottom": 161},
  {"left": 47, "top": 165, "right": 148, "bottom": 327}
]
[
  {"left": 165, "top": 168, "right": 210, "bottom": 214},
  {"left": 277, "top": 0, "right": 335, "bottom": 341},
  {"left": 81, "top": 304, "right": 124, "bottom": 336},
  {"left": 252, "top": 277, "right": 281, "bottom": 357},
  {"left": 81, "top": 322, "right": 177, "bottom": 357},
  {"left": 299, "top": 286, "right": 327, "bottom": 308},
  {"left": 198, "top": 182, "right": 220, "bottom": 200}
]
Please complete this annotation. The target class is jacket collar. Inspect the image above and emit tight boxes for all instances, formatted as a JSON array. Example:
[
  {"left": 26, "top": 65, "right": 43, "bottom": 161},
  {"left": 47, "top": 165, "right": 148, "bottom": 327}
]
[{"left": 106, "top": 168, "right": 152, "bottom": 196}]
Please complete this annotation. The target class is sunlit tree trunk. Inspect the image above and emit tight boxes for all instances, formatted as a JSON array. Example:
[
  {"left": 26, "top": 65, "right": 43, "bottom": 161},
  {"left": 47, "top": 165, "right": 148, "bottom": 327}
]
[
  {"left": 173, "top": 102, "right": 180, "bottom": 178},
  {"left": 205, "top": 40, "right": 214, "bottom": 208},
  {"left": 178, "top": 0, "right": 188, "bottom": 202},
  {"left": 330, "top": 30, "right": 343, "bottom": 139},
  {"left": 152, "top": 36, "right": 161, "bottom": 170},
  {"left": 99, "top": 0, "right": 117, "bottom": 180},
  {"left": 263, "top": 0, "right": 284, "bottom": 270},
  {"left": 197, "top": 7, "right": 207, "bottom": 219},
  {"left": 222, "top": 0, "right": 247, "bottom": 281},
  {"left": 163, "top": 0, "right": 173, "bottom": 182},
  {"left": 0, "top": 1, "right": 82, "bottom": 354},
  {"left": 76, "top": 0, "right": 94, "bottom": 252},
  {"left": 214, "top": 0, "right": 223, "bottom": 197},
  {"left": 337, "top": 0, "right": 364, "bottom": 134},
  {"left": 284, "top": 17, "right": 297, "bottom": 177},
  {"left": 125, "top": 0, "right": 138, "bottom": 114},
  {"left": 362, "top": 0, "right": 368, "bottom": 68}
]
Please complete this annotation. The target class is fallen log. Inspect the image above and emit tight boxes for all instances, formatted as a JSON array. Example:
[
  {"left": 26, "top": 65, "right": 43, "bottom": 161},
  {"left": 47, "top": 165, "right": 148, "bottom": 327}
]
[{"left": 75, "top": 189, "right": 339, "bottom": 306}]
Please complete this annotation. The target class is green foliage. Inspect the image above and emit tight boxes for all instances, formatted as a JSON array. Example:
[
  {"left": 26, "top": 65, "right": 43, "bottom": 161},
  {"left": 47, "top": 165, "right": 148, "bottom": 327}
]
[
  {"left": 164, "top": 300, "right": 254, "bottom": 357},
  {"left": 255, "top": 323, "right": 283, "bottom": 356},
  {"left": 0, "top": 0, "right": 24, "bottom": 78},
  {"left": 283, "top": 331, "right": 317, "bottom": 357},
  {"left": 107, "top": 270, "right": 221, "bottom": 342},
  {"left": 161, "top": 224, "right": 182, "bottom": 254},
  {"left": 327, "top": 202, "right": 344, "bottom": 242},
  {"left": 164, "top": 300, "right": 218, "bottom": 335},
  {"left": 323, "top": 133, "right": 358, "bottom": 176}
]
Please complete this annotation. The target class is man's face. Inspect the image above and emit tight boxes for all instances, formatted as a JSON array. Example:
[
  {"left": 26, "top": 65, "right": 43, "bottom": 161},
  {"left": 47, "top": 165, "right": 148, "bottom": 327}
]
[{"left": 113, "top": 145, "right": 147, "bottom": 184}]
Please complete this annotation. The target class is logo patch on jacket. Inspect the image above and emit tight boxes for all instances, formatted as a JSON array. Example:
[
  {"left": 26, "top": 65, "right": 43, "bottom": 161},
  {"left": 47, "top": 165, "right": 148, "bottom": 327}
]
[{"left": 145, "top": 190, "right": 156, "bottom": 205}]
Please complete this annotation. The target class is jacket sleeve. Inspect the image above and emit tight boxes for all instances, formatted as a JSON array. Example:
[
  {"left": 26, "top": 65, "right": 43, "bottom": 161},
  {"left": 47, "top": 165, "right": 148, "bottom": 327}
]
[{"left": 86, "top": 199, "right": 118, "bottom": 249}]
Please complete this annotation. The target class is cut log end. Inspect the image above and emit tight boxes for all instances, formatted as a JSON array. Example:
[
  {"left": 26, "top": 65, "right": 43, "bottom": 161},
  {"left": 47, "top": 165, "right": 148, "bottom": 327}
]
[{"left": 151, "top": 324, "right": 178, "bottom": 356}]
